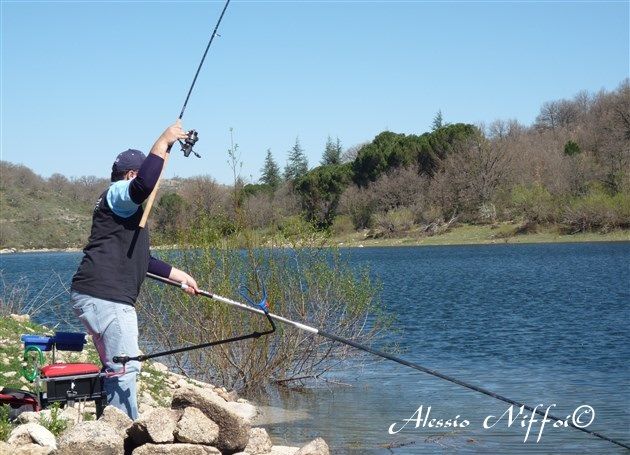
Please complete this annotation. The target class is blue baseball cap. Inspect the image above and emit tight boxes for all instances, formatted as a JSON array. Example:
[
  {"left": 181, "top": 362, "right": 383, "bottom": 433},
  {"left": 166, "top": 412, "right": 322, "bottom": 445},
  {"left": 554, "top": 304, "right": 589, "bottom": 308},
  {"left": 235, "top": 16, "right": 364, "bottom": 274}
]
[{"left": 112, "top": 149, "right": 146, "bottom": 174}]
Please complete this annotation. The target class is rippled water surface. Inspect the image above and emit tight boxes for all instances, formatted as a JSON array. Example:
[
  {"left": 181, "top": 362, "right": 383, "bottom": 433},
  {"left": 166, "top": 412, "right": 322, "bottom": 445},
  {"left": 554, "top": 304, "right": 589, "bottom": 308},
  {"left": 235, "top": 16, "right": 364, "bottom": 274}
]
[{"left": 1, "top": 242, "right": 629, "bottom": 454}]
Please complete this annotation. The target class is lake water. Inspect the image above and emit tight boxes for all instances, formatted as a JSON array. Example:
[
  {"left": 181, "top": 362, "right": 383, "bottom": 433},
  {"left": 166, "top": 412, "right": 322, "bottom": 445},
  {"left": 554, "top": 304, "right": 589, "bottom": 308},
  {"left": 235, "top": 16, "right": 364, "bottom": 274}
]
[{"left": 1, "top": 242, "right": 629, "bottom": 454}]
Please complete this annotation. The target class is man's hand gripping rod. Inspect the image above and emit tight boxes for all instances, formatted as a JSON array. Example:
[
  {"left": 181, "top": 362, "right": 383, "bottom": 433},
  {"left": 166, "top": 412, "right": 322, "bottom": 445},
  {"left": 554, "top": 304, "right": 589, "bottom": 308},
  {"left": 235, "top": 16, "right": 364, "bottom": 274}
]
[{"left": 112, "top": 271, "right": 275, "bottom": 366}]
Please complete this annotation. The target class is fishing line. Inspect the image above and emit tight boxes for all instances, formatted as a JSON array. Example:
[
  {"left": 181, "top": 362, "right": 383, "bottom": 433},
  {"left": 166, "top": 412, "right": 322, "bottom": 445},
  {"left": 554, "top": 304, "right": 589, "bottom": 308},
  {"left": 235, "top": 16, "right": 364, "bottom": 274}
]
[
  {"left": 140, "top": 0, "right": 231, "bottom": 228},
  {"left": 178, "top": 0, "right": 231, "bottom": 121},
  {"left": 147, "top": 272, "right": 630, "bottom": 451}
]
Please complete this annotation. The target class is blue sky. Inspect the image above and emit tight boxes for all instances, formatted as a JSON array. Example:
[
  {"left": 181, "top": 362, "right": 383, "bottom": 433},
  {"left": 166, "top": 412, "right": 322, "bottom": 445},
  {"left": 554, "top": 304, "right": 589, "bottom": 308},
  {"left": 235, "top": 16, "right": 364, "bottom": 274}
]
[{"left": 1, "top": 1, "right": 628, "bottom": 184}]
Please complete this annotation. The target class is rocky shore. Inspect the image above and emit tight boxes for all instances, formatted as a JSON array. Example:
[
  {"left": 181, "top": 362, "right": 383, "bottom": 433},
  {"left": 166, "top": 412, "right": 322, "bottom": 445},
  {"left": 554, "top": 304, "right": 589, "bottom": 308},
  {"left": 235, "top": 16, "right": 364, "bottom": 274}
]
[
  {"left": 1, "top": 364, "right": 329, "bottom": 455},
  {"left": 0, "top": 315, "right": 329, "bottom": 455}
]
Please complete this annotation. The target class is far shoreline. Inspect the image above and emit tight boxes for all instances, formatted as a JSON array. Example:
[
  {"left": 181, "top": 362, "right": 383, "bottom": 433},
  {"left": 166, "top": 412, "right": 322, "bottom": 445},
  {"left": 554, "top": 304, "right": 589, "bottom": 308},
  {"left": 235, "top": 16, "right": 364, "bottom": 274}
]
[
  {"left": 332, "top": 224, "right": 630, "bottom": 248},
  {"left": 2, "top": 224, "right": 628, "bottom": 254}
]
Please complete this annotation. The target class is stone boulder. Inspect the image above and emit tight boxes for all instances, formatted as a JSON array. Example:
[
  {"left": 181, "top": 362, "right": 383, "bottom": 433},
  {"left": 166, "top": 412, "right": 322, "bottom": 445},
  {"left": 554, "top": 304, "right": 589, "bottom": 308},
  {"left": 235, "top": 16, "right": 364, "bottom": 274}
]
[
  {"left": 174, "top": 406, "right": 219, "bottom": 444},
  {"left": 226, "top": 400, "right": 258, "bottom": 423},
  {"left": 56, "top": 421, "right": 123, "bottom": 455},
  {"left": 132, "top": 443, "right": 221, "bottom": 454},
  {"left": 16, "top": 410, "right": 51, "bottom": 425},
  {"left": 3, "top": 443, "right": 54, "bottom": 455},
  {"left": 171, "top": 385, "right": 250, "bottom": 453},
  {"left": 149, "top": 361, "right": 169, "bottom": 373},
  {"left": 15, "top": 407, "right": 79, "bottom": 430},
  {"left": 243, "top": 428, "right": 273, "bottom": 455},
  {"left": 295, "top": 438, "right": 330, "bottom": 455},
  {"left": 128, "top": 407, "right": 180, "bottom": 445},
  {"left": 98, "top": 405, "right": 133, "bottom": 439},
  {"left": 7, "top": 423, "right": 57, "bottom": 450},
  {"left": 10, "top": 314, "right": 30, "bottom": 323}
]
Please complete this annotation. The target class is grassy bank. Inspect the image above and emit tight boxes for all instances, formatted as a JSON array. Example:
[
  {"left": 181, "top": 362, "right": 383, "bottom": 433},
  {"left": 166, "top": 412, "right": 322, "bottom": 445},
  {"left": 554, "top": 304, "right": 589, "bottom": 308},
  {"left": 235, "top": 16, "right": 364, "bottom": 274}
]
[
  {"left": 0, "top": 316, "right": 51, "bottom": 391},
  {"left": 331, "top": 223, "right": 630, "bottom": 247},
  {"left": 3, "top": 224, "right": 629, "bottom": 254}
]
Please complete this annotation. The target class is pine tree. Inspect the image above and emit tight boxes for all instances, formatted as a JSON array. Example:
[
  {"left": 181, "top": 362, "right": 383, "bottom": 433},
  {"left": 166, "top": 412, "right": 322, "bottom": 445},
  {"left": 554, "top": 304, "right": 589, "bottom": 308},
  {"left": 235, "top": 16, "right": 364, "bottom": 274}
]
[
  {"left": 563, "top": 140, "right": 582, "bottom": 157},
  {"left": 321, "top": 136, "right": 342, "bottom": 165},
  {"left": 431, "top": 110, "right": 444, "bottom": 131},
  {"left": 283, "top": 138, "right": 309, "bottom": 181},
  {"left": 260, "top": 149, "right": 281, "bottom": 188}
]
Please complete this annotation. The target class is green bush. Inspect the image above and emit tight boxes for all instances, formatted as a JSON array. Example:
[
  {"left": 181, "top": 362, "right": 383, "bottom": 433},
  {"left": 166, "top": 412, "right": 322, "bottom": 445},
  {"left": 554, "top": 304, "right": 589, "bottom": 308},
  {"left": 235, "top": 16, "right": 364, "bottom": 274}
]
[
  {"left": 510, "top": 183, "right": 559, "bottom": 223},
  {"left": 0, "top": 405, "right": 13, "bottom": 442},
  {"left": 277, "top": 215, "right": 319, "bottom": 242},
  {"left": 373, "top": 208, "right": 415, "bottom": 235},
  {"left": 295, "top": 164, "right": 353, "bottom": 228},
  {"left": 349, "top": 204, "right": 374, "bottom": 230},
  {"left": 562, "top": 187, "right": 630, "bottom": 232},
  {"left": 137, "top": 240, "right": 387, "bottom": 391},
  {"left": 331, "top": 215, "right": 355, "bottom": 236},
  {"left": 39, "top": 402, "right": 68, "bottom": 437},
  {"left": 179, "top": 213, "right": 237, "bottom": 246}
]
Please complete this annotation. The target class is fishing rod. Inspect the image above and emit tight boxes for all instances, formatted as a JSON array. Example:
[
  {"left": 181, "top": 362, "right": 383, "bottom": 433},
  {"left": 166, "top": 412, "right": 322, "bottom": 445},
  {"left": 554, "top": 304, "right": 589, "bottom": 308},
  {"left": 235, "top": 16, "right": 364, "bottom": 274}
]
[
  {"left": 146, "top": 272, "right": 630, "bottom": 451},
  {"left": 113, "top": 275, "right": 275, "bottom": 365},
  {"left": 140, "top": 0, "right": 231, "bottom": 228}
]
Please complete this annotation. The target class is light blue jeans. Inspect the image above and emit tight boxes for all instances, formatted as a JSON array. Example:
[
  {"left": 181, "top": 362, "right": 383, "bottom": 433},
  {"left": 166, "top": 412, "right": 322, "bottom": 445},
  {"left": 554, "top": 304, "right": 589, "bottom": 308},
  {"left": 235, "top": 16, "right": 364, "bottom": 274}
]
[{"left": 71, "top": 291, "right": 141, "bottom": 420}]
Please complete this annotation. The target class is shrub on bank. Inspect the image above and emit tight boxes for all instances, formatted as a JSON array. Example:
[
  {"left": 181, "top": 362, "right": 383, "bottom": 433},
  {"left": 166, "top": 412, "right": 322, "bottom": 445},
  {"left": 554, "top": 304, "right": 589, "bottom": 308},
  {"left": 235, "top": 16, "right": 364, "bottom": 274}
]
[
  {"left": 510, "top": 183, "right": 559, "bottom": 224},
  {"left": 138, "top": 239, "right": 387, "bottom": 392},
  {"left": 373, "top": 208, "right": 415, "bottom": 236},
  {"left": 562, "top": 187, "right": 630, "bottom": 233}
]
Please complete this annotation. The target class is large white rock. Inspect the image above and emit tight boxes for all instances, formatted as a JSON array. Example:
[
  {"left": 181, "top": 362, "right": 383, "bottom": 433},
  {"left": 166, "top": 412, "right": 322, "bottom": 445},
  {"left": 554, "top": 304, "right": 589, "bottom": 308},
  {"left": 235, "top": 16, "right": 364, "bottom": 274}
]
[
  {"left": 243, "top": 427, "right": 273, "bottom": 455},
  {"left": 149, "top": 361, "right": 169, "bottom": 373},
  {"left": 56, "top": 421, "right": 123, "bottom": 455},
  {"left": 128, "top": 407, "right": 180, "bottom": 445},
  {"left": 4, "top": 443, "right": 55, "bottom": 454},
  {"left": 174, "top": 406, "right": 219, "bottom": 444},
  {"left": 10, "top": 314, "right": 30, "bottom": 323},
  {"left": 295, "top": 438, "right": 330, "bottom": 455},
  {"left": 171, "top": 385, "right": 250, "bottom": 453},
  {"left": 7, "top": 423, "right": 57, "bottom": 450},
  {"left": 139, "top": 391, "right": 157, "bottom": 407},
  {"left": 175, "top": 378, "right": 189, "bottom": 389},
  {"left": 132, "top": 443, "right": 221, "bottom": 454},
  {"left": 15, "top": 407, "right": 77, "bottom": 430},
  {"left": 59, "top": 406, "right": 81, "bottom": 427},
  {"left": 16, "top": 411, "right": 49, "bottom": 425},
  {"left": 98, "top": 405, "right": 133, "bottom": 439}
]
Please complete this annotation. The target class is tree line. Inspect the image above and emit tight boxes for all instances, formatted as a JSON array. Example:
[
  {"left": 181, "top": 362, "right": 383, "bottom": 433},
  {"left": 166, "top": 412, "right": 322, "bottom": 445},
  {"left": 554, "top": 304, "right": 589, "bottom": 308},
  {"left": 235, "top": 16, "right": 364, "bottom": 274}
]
[
  {"left": 1, "top": 80, "right": 628, "bottom": 249},
  {"left": 155, "top": 79, "right": 629, "bottom": 242}
]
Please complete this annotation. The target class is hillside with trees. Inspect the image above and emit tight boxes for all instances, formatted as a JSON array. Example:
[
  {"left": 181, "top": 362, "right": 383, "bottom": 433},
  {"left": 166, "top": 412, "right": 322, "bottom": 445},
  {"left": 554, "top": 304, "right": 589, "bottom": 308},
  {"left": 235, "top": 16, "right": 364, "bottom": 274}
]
[
  {"left": 1, "top": 80, "right": 628, "bottom": 249},
  {"left": 0, "top": 164, "right": 106, "bottom": 249}
]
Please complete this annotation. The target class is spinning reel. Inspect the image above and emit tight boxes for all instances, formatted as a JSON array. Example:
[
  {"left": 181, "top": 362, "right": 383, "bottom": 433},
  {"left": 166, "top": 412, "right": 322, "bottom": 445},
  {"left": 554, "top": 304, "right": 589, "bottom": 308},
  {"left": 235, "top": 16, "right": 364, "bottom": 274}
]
[{"left": 180, "top": 129, "right": 200, "bottom": 158}]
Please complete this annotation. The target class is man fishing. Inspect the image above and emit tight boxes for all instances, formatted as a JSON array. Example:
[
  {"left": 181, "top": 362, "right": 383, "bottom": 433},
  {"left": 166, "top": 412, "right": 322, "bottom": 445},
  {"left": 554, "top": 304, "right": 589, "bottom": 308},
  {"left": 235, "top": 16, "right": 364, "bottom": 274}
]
[{"left": 70, "top": 120, "right": 199, "bottom": 420}]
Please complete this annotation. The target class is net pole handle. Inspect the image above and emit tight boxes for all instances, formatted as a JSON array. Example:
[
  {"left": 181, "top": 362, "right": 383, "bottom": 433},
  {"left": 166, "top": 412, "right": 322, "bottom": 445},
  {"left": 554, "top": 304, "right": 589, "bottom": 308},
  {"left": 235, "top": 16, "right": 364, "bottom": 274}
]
[{"left": 139, "top": 152, "right": 170, "bottom": 228}]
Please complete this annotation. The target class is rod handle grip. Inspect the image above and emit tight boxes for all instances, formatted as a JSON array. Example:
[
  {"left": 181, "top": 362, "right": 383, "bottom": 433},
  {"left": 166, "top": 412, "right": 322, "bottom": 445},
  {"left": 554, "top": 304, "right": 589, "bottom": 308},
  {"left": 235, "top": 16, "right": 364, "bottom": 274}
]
[{"left": 112, "top": 355, "right": 129, "bottom": 364}]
